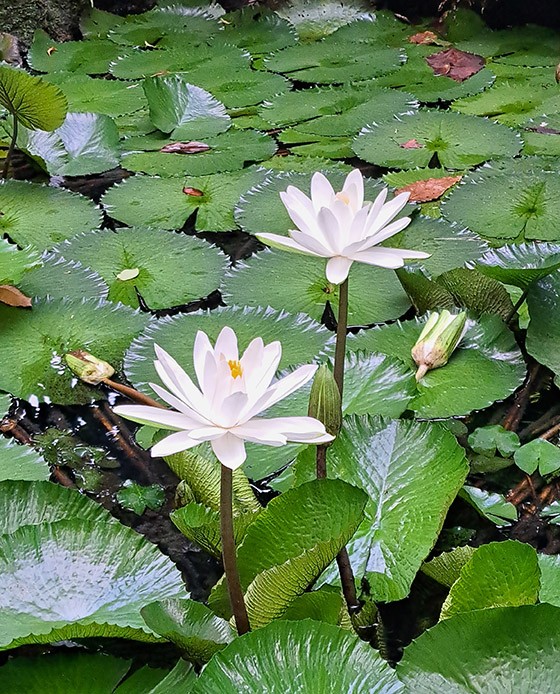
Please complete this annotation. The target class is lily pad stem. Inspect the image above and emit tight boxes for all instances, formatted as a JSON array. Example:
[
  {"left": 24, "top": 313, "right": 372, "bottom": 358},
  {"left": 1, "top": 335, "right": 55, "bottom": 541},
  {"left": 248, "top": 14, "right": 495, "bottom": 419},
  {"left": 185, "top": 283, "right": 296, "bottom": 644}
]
[
  {"left": 505, "top": 288, "right": 529, "bottom": 326},
  {"left": 220, "top": 464, "right": 250, "bottom": 635},
  {"left": 102, "top": 378, "right": 165, "bottom": 409},
  {"left": 2, "top": 113, "right": 18, "bottom": 179}
]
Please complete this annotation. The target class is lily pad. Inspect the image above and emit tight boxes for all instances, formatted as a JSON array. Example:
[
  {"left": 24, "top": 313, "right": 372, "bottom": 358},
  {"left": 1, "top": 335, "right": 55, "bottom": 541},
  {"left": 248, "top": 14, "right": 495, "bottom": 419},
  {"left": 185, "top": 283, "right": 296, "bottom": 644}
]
[
  {"left": 0, "top": 517, "right": 184, "bottom": 650},
  {"left": 526, "top": 270, "right": 560, "bottom": 382},
  {"left": 122, "top": 129, "right": 276, "bottom": 177},
  {"left": 0, "top": 297, "right": 149, "bottom": 404},
  {"left": 521, "top": 114, "right": 560, "bottom": 157},
  {"left": 0, "top": 180, "right": 102, "bottom": 251},
  {"left": 223, "top": 249, "right": 411, "bottom": 326},
  {"left": 0, "top": 239, "right": 38, "bottom": 285},
  {"left": 56, "top": 227, "right": 227, "bottom": 309},
  {"left": 398, "top": 605, "right": 560, "bottom": 692},
  {"left": 0, "top": 442, "right": 50, "bottom": 482},
  {"left": 276, "top": 2, "right": 375, "bottom": 41},
  {"left": 442, "top": 163, "right": 560, "bottom": 241},
  {"left": 18, "top": 255, "right": 108, "bottom": 301},
  {"left": 101, "top": 169, "right": 267, "bottom": 231},
  {"left": 294, "top": 416, "right": 468, "bottom": 603},
  {"left": 349, "top": 313, "right": 525, "bottom": 418},
  {"left": 474, "top": 242, "right": 560, "bottom": 289},
  {"left": 124, "top": 305, "right": 333, "bottom": 397},
  {"left": 218, "top": 7, "right": 297, "bottom": 55},
  {"left": 193, "top": 620, "right": 402, "bottom": 693},
  {"left": 353, "top": 110, "right": 522, "bottom": 170},
  {"left": 0, "top": 65, "right": 67, "bottom": 131},
  {"left": 460, "top": 485, "right": 517, "bottom": 526},
  {"left": 143, "top": 76, "right": 230, "bottom": 140},
  {"left": 29, "top": 30, "right": 122, "bottom": 75}
]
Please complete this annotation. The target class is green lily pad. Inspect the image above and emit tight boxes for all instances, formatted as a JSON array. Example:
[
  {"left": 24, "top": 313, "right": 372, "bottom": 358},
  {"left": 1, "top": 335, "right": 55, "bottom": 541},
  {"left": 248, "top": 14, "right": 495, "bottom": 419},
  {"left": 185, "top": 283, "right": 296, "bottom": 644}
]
[
  {"left": 223, "top": 249, "right": 411, "bottom": 326},
  {"left": 422, "top": 545, "right": 476, "bottom": 588},
  {"left": 0, "top": 180, "right": 102, "bottom": 251},
  {"left": 460, "top": 485, "right": 517, "bottom": 526},
  {"left": 143, "top": 75, "right": 230, "bottom": 140},
  {"left": 124, "top": 305, "right": 333, "bottom": 396},
  {"left": 20, "top": 112, "right": 121, "bottom": 177},
  {"left": 264, "top": 35, "right": 403, "bottom": 84},
  {"left": 0, "top": 653, "right": 136, "bottom": 694},
  {"left": 514, "top": 438, "right": 560, "bottom": 476},
  {"left": 521, "top": 114, "right": 560, "bottom": 157},
  {"left": 18, "top": 254, "right": 108, "bottom": 301},
  {"left": 44, "top": 73, "right": 146, "bottom": 117},
  {"left": 526, "top": 270, "right": 560, "bottom": 382},
  {"left": 451, "top": 80, "right": 560, "bottom": 127},
  {"left": 398, "top": 605, "right": 560, "bottom": 692},
  {"left": 349, "top": 313, "right": 525, "bottom": 418},
  {"left": 0, "top": 297, "right": 148, "bottom": 404},
  {"left": 278, "top": 132, "right": 353, "bottom": 159},
  {"left": 193, "top": 620, "right": 402, "bottom": 693},
  {"left": 0, "top": 65, "right": 67, "bottom": 131},
  {"left": 0, "top": 239, "right": 38, "bottom": 285},
  {"left": 141, "top": 598, "right": 235, "bottom": 663},
  {"left": 0, "top": 443, "right": 50, "bottom": 482},
  {"left": 80, "top": 8, "right": 125, "bottom": 38},
  {"left": 218, "top": 7, "right": 297, "bottom": 55},
  {"left": 276, "top": 2, "right": 375, "bottom": 41},
  {"left": 442, "top": 161, "right": 560, "bottom": 242},
  {"left": 468, "top": 425, "right": 520, "bottom": 457},
  {"left": 56, "top": 227, "right": 226, "bottom": 309},
  {"left": 122, "top": 129, "right": 276, "bottom": 177},
  {"left": 29, "top": 30, "right": 122, "bottom": 75},
  {"left": 0, "top": 480, "right": 110, "bottom": 534},
  {"left": 0, "top": 517, "right": 185, "bottom": 650},
  {"left": 474, "top": 242, "right": 560, "bottom": 289},
  {"left": 440, "top": 541, "right": 540, "bottom": 620},
  {"left": 102, "top": 168, "right": 267, "bottom": 231},
  {"left": 294, "top": 416, "right": 468, "bottom": 603},
  {"left": 208, "top": 479, "right": 367, "bottom": 627},
  {"left": 353, "top": 109, "right": 522, "bottom": 170}
]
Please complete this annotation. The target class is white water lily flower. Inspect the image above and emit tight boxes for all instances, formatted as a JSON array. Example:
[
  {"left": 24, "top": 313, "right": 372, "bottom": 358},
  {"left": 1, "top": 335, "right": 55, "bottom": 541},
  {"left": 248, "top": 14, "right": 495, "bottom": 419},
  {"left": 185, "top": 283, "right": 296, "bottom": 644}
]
[
  {"left": 257, "top": 169, "right": 430, "bottom": 284},
  {"left": 114, "top": 327, "right": 333, "bottom": 470}
]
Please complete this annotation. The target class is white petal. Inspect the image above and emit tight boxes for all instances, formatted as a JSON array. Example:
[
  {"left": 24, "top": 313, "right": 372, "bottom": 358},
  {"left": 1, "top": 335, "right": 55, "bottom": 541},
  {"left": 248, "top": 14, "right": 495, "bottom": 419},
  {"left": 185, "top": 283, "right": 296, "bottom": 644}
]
[
  {"left": 366, "top": 187, "right": 388, "bottom": 221},
  {"left": 317, "top": 207, "right": 341, "bottom": 253},
  {"left": 351, "top": 246, "right": 430, "bottom": 269},
  {"left": 151, "top": 431, "right": 201, "bottom": 457},
  {"left": 188, "top": 426, "right": 227, "bottom": 441},
  {"left": 113, "top": 404, "right": 196, "bottom": 431},
  {"left": 217, "top": 391, "right": 249, "bottom": 428},
  {"left": 289, "top": 229, "right": 332, "bottom": 257},
  {"left": 342, "top": 169, "right": 364, "bottom": 210},
  {"left": 211, "top": 432, "right": 247, "bottom": 470},
  {"left": 347, "top": 205, "right": 371, "bottom": 243},
  {"left": 367, "top": 191, "right": 410, "bottom": 236},
  {"left": 235, "top": 416, "right": 332, "bottom": 444},
  {"left": 281, "top": 187, "right": 315, "bottom": 218},
  {"left": 214, "top": 326, "right": 238, "bottom": 361},
  {"left": 242, "top": 339, "right": 281, "bottom": 396},
  {"left": 193, "top": 330, "right": 214, "bottom": 393},
  {"left": 310, "top": 172, "right": 335, "bottom": 211},
  {"left": 366, "top": 216, "right": 412, "bottom": 245},
  {"left": 149, "top": 383, "right": 210, "bottom": 424},
  {"left": 153, "top": 344, "right": 208, "bottom": 415},
  {"left": 283, "top": 202, "right": 323, "bottom": 239},
  {"left": 256, "top": 233, "right": 323, "bottom": 257},
  {"left": 326, "top": 256, "right": 353, "bottom": 284},
  {"left": 245, "top": 364, "right": 317, "bottom": 418}
]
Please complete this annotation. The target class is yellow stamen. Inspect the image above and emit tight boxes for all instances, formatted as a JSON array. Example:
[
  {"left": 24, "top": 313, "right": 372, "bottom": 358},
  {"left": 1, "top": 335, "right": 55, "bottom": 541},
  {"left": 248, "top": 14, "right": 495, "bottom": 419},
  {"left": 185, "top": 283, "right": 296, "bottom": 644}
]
[
  {"left": 228, "top": 359, "right": 243, "bottom": 379},
  {"left": 335, "top": 191, "right": 351, "bottom": 205}
]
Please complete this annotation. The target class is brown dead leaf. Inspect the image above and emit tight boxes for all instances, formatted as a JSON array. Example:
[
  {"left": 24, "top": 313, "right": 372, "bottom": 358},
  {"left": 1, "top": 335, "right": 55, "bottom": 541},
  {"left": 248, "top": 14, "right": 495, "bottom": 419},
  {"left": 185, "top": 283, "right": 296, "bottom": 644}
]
[
  {"left": 160, "top": 141, "right": 211, "bottom": 154},
  {"left": 409, "top": 31, "right": 440, "bottom": 45},
  {"left": 183, "top": 187, "right": 204, "bottom": 197},
  {"left": 426, "top": 47, "right": 484, "bottom": 82},
  {"left": 396, "top": 175, "right": 462, "bottom": 203},
  {"left": 400, "top": 139, "right": 423, "bottom": 149},
  {"left": 0, "top": 285, "right": 32, "bottom": 308}
]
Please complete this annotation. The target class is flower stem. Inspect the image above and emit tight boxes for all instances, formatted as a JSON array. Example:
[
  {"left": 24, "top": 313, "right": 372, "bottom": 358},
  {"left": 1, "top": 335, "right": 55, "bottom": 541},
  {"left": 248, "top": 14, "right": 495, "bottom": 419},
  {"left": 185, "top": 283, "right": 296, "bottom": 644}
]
[
  {"left": 327, "top": 277, "right": 361, "bottom": 614},
  {"left": 2, "top": 114, "right": 18, "bottom": 179},
  {"left": 220, "top": 464, "right": 250, "bottom": 635},
  {"left": 333, "top": 277, "right": 349, "bottom": 395}
]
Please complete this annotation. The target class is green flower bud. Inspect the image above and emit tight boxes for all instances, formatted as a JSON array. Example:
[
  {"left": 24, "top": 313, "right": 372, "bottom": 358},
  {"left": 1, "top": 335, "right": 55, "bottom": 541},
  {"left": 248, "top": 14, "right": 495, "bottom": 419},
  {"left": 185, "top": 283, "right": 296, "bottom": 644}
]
[
  {"left": 308, "top": 364, "right": 342, "bottom": 440},
  {"left": 64, "top": 349, "right": 115, "bottom": 385},
  {"left": 411, "top": 310, "right": 467, "bottom": 381}
]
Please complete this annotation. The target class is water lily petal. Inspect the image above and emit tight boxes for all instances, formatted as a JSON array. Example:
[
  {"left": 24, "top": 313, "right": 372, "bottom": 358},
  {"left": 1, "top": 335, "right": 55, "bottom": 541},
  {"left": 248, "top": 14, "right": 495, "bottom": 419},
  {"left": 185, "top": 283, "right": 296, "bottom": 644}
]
[
  {"left": 366, "top": 216, "right": 413, "bottom": 245},
  {"left": 310, "top": 172, "right": 335, "bottom": 211},
  {"left": 256, "top": 233, "right": 322, "bottom": 257},
  {"left": 193, "top": 330, "right": 215, "bottom": 393},
  {"left": 351, "top": 246, "right": 430, "bottom": 269},
  {"left": 282, "top": 186, "right": 315, "bottom": 218},
  {"left": 235, "top": 416, "right": 332, "bottom": 444},
  {"left": 366, "top": 187, "right": 389, "bottom": 221},
  {"left": 326, "top": 255, "right": 353, "bottom": 284},
  {"left": 214, "top": 326, "right": 238, "bottom": 361},
  {"left": 342, "top": 168, "right": 364, "bottom": 211},
  {"left": 154, "top": 353, "right": 208, "bottom": 417},
  {"left": 245, "top": 363, "right": 317, "bottom": 418},
  {"left": 211, "top": 432, "right": 247, "bottom": 470},
  {"left": 151, "top": 430, "right": 201, "bottom": 457},
  {"left": 367, "top": 191, "right": 410, "bottom": 236},
  {"left": 113, "top": 404, "right": 197, "bottom": 431},
  {"left": 317, "top": 207, "right": 341, "bottom": 254},
  {"left": 290, "top": 229, "right": 332, "bottom": 256},
  {"left": 218, "top": 391, "right": 249, "bottom": 428},
  {"left": 149, "top": 382, "right": 210, "bottom": 424}
]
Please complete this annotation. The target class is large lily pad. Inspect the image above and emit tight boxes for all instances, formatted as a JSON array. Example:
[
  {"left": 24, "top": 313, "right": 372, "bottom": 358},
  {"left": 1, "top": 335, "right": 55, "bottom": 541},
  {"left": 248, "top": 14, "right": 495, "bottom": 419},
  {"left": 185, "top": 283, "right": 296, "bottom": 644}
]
[
  {"left": 218, "top": 7, "right": 297, "bottom": 55},
  {"left": 294, "top": 416, "right": 468, "bottom": 603},
  {"left": 0, "top": 443, "right": 49, "bottom": 483},
  {"left": 193, "top": 620, "right": 402, "bottom": 693},
  {"left": 124, "top": 305, "right": 333, "bottom": 397},
  {"left": 18, "top": 254, "right": 108, "bottom": 301},
  {"left": 223, "top": 249, "right": 411, "bottom": 326},
  {"left": 398, "top": 605, "right": 560, "bottom": 692},
  {"left": 209, "top": 479, "right": 367, "bottom": 627},
  {"left": 474, "top": 242, "right": 560, "bottom": 289},
  {"left": 353, "top": 110, "right": 521, "bottom": 170},
  {"left": 0, "top": 180, "right": 102, "bottom": 251},
  {"left": 0, "top": 297, "right": 149, "bottom": 404},
  {"left": 101, "top": 169, "right": 267, "bottom": 231},
  {"left": 0, "top": 239, "right": 38, "bottom": 285},
  {"left": 0, "top": 65, "right": 67, "bottom": 131},
  {"left": 56, "top": 228, "right": 227, "bottom": 310},
  {"left": 0, "top": 518, "right": 185, "bottom": 650},
  {"left": 29, "top": 30, "right": 122, "bottom": 75},
  {"left": 276, "top": 2, "right": 375, "bottom": 41},
  {"left": 442, "top": 163, "right": 560, "bottom": 242},
  {"left": 526, "top": 270, "right": 560, "bottom": 382},
  {"left": 349, "top": 314, "right": 525, "bottom": 418}
]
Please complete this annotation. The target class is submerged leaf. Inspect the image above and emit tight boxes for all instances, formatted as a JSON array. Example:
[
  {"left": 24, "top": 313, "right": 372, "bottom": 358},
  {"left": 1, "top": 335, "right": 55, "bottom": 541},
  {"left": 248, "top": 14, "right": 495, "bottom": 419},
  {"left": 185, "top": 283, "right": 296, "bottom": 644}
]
[{"left": 426, "top": 47, "right": 484, "bottom": 82}]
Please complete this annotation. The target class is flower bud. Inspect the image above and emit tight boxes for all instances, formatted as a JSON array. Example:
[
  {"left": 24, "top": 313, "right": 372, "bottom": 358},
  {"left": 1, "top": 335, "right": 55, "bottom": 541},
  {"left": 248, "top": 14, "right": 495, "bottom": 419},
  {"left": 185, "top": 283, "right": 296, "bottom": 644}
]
[
  {"left": 64, "top": 349, "right": 115, "bottom": 385},
  {"left": 308, "top": 364, "right": 342, "bottom": 440},
  {"left": 411, "top": 310, "right": 467, "bottom": 381}
]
